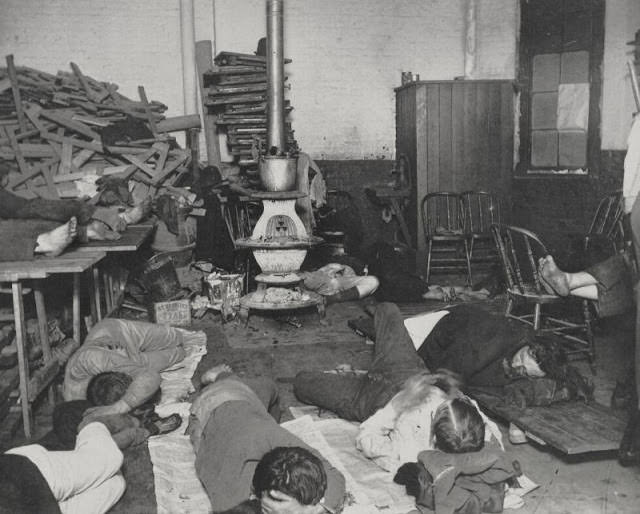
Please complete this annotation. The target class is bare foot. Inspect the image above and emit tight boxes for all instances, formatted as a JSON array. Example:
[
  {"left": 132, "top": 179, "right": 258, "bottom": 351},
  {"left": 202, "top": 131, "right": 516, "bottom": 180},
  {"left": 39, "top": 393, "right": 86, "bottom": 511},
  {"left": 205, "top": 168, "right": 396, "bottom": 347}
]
[
  {"left": 539, "top": 255, "right": 570, "bottom": 296},
  {"left": 537, "top": 257, "right": 556, "bottom": 295},
  {"left": 35, "top": 217, "right": 77, "bottom": 256},
  {"left": 201, "top": 363, "right": 233, "bottom": 385},
  {"left": 120, "top": 197, "right": 151, "bottom": 225}
]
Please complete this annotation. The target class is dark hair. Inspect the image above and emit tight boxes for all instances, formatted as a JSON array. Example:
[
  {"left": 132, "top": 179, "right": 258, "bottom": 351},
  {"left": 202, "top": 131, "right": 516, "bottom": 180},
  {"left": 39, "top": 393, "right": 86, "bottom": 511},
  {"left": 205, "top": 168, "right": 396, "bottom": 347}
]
[
  {"left": 252, "top": 446, "right": 327, "bottom": 505},
  {"left": 432, "top": 397, "right": 485, "bottom": 453},
  {"left": 87, "top": 371, "right": 132, "bottom": 406}
]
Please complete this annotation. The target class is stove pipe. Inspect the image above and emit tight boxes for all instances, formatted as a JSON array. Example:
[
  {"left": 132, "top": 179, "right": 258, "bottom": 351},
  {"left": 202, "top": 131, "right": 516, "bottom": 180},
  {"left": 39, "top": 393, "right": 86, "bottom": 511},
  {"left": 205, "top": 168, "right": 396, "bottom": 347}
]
[{"left": 266, "top": 0, "right": 286, "bottom": 154}]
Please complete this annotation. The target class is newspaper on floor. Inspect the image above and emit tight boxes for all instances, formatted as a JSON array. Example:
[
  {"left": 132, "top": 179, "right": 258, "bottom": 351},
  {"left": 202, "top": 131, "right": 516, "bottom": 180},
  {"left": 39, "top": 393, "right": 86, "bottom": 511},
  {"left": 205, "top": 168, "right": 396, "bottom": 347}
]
[
  {"left": 282, "top": 415, "right": 416, "bottom": 513},
  {"left": 287, "top": 406, "right": 539, "bottom": 512},
  {"left": 147, "top": 329, "right": 212, "bottom": 514}
]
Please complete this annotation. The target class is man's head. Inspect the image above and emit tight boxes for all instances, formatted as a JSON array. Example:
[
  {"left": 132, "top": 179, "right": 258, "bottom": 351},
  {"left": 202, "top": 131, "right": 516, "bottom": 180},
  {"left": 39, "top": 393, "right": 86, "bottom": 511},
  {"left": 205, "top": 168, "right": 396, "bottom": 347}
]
[
  {"left": 432, "top": 397, "right": 485, "bottom": 453},
  {"left": 252, "top": 446, "right": 327, "bottom": 506},
  {"left": 87, "top": 371, "right": 132, "bottom": 405}
]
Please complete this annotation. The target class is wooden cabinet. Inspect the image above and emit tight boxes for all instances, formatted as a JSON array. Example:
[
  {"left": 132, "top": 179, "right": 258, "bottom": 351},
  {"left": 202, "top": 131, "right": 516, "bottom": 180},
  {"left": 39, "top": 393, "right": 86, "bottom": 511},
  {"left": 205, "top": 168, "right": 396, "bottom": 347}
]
[{"left": 395, "top": 80, "right": 515, "bottom": 273}]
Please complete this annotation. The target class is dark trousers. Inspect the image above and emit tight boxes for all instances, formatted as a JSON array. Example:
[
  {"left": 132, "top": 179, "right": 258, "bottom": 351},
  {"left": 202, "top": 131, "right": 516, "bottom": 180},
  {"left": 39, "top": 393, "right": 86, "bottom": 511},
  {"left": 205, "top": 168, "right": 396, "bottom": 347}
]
[
  {"left": 0, "top": 219, "right": 56, "bottom": 261},
  {"left": 294, "top": 302, "right": 426, "bottom": 422},
  {"left": 586, "top": 253, "right": 635, "bottom": 318}
]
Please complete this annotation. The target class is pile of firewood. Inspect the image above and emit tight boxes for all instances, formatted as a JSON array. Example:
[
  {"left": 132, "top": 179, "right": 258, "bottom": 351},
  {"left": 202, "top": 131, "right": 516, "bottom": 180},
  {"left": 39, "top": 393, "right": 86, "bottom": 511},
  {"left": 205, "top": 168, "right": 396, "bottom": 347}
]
[
  {"left": 0, "top": 55, "right": 200, "bottom": 200},
  {"left": 203, "top": 51, "right": 297, "bottom": 169}
]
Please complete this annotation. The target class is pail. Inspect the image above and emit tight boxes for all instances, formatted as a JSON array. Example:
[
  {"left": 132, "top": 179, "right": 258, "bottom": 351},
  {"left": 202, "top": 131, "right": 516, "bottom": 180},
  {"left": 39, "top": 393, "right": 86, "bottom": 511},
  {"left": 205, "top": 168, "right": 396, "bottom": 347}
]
[
  {"left": 204, "top": 273, "right": 244, "bottom": 320},
  {"left": 142, "top": 253, "right": 182, "bottom": 302}
]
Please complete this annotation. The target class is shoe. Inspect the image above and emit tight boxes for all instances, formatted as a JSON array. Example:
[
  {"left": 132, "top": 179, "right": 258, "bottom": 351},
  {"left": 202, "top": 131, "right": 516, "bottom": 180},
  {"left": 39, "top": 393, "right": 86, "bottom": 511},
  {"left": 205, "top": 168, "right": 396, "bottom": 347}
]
[
  {"left": 508, "top": 423, "right": 527, "bottom": 445},
  {"left": 145, "top": 413, "right": 182, "bottom": 436},
  {"left": 618, "top": 409, "right": 640, "bottom": 466}
]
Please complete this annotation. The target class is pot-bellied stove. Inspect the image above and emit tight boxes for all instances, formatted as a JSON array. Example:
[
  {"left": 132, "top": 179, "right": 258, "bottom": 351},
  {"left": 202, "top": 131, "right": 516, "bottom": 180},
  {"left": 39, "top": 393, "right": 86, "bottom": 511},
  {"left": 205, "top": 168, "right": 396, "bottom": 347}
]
[
  {"left": 234, "top": 0, "right": 324, "bottom": 322},
  {"left": 236, "top": 190, "right": 324, "bottom": 320}
]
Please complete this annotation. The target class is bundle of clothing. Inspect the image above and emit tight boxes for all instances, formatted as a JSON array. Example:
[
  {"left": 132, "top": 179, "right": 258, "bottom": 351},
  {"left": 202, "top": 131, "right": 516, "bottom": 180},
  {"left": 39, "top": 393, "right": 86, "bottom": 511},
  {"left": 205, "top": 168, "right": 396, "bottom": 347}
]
[{"left": 394, "top": 444, "right": 521, "bottom": 514}]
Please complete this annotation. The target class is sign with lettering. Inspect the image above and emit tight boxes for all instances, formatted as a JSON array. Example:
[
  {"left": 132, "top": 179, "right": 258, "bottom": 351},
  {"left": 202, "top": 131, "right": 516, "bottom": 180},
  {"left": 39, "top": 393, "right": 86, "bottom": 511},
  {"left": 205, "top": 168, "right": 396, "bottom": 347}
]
[{"left": 152, "top": 299, "right": 191, "bottom": 326}]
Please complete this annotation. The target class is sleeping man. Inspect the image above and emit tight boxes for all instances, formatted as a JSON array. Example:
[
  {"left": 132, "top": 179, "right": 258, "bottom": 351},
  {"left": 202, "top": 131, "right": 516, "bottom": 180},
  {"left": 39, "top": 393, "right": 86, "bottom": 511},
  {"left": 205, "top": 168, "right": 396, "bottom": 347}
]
[{"left": 63, "top": 318, "right": 186, "bottom": 423}]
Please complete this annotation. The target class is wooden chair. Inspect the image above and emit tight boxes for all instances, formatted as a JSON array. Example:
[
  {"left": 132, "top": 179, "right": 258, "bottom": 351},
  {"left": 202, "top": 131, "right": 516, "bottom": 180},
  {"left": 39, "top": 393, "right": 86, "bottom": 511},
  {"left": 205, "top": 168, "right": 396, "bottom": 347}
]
[
  {"left": 491, "top": 224, "right": 595, "bottom": 363},
  {"left": 584, "top": 191, "right": 625, "bottom": 254},
  {"left": 461, "top": 191, "right": 503, "bottom": 284},
  {"left": 421, "top": 192, "right": 471, "bottom": 284}
]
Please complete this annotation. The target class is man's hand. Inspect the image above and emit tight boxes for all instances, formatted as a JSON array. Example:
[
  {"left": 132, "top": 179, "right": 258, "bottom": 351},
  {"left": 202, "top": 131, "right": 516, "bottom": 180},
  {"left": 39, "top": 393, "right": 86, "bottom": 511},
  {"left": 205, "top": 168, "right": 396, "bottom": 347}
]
[
  {"left": 83, "top": 399, "right": 130, "bottom": 421},
  {"left": 260, "top": 490, "right": 326, "bottom": 514}
]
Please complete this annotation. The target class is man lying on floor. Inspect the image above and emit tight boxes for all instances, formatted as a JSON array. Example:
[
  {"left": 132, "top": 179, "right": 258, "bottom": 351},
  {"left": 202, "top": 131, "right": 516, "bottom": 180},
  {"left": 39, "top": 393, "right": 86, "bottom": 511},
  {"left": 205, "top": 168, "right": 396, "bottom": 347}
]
[
  {"left": 294, "top": 303, "right": 520, "bottom": 513},
  {"left": 0, "top": 419, "right": 125, "bottom": 514},
  {"left": 187, "top": 364, "right": 346, "bottom": 513},
  {"left": 63, "top": 318, "right": 186, "bottom": 424}
]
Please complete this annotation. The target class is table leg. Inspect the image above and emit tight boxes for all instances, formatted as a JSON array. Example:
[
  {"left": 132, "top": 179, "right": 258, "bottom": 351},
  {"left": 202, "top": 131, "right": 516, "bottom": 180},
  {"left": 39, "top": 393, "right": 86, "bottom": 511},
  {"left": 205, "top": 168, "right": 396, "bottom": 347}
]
[
  {"left": 93, "top": 266, "right": 102, "bottom": 321},
  {"left": 73, "top": 273, "right": 81, "bottom": 343},
  {"left": 33, "top": 280, "right": 55, "bottom": 406},
  {"left": 12, "top": 281, "right": 31, "bottom": 439},
  {"left": 103, "top": 270, "right": 112, "bottom": 315},
  {"left": 33, "top": 280, "right": 51, "bottom": 362}
]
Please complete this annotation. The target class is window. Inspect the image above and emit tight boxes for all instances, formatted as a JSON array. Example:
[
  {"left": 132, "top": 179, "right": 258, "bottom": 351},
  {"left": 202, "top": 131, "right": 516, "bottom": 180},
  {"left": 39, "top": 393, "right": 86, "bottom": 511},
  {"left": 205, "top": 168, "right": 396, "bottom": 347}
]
[{"left": 517, "top": 0, "right": 604, "bottom": 175}]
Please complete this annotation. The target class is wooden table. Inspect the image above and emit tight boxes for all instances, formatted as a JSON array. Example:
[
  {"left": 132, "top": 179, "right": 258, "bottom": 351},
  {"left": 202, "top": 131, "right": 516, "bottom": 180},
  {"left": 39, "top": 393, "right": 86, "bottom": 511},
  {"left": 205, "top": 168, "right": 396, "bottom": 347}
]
[
  {"left": 75, "top": 224, "right": 156, "bottom": 319},
  {"left": 0, "top": 249, "right": 106, "bottom": 438}
]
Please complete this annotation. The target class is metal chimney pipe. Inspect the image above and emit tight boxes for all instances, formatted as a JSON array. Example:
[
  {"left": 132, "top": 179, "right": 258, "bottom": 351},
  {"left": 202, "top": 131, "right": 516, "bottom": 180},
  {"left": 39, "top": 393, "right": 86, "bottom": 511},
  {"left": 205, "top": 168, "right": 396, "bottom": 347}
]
[{"left": 266, "top": 0, "right": 286, "bottom": 153}]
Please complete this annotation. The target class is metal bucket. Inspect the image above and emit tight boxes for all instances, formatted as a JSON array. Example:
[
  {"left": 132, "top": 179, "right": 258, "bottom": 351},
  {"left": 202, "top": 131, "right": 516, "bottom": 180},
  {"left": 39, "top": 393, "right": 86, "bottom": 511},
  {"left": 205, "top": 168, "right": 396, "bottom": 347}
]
[
  {"left": 259, "top": 156, "right": 297, "bottom": 191},
  {"left": 142, "top": 253, "right": 182, "bottom": 302}
]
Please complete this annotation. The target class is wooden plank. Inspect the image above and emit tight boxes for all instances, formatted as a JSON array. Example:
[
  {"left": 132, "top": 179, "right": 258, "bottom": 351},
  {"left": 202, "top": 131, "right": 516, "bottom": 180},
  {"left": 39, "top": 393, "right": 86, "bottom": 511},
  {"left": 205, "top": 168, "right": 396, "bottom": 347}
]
[
  {"left": 72, "top": 148, "right": 95, "bottom": 167},
  {"left": 462, "top": 82, "right": 476, "bottom": 192},
  {"left": 0, "top": 77, "right": 11, "bottom": 94},
  {"left": 470, "top": 388, "right": 626, "bottom": 454},
  {"left": 414, "top": 85, "right": 428, "bottom": 273},
  {"left": 486, "top": 84, "right": 502, "bottom": 194},
  {"left": 75, "top": 225, "right": 155, "bottom": 252},
  {"left": 58, "top": 141, "right": 73, "bottom": 176},
  {"left": 151, "top": 153, "right": 189, "bottom": 185},
  {"left": 39, "top": 109, "right": 102, "bottom": 140},
  {"left": 5, "top": 55, "right": 27, "bottom": 133},
  {"left": 6, "top": 127, "right": 30, "bottom": 175},
  {"left": 138, "top": 85, "right": 158, "bottom": 136},
  {"left": 121, "top": 153, "right": 156, "bottom": 177},
  {"left": 425, "top": 84, "right": 440, "bottom": 193},
  {"left": 438, "top": 83, "right": 453, "bottom": 191},
  {"left": 451, "top": 81, "right": 465, "bottom": 185},
  {"left": 474, "top": 82, "right": 490, "bottom": 190}
]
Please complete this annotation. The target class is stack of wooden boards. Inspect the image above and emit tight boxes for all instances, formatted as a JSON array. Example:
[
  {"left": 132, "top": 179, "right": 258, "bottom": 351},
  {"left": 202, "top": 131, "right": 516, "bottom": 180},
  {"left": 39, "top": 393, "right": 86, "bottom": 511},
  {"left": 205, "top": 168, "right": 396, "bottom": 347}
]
[
  {"left": 0, "top": 55, "right": 199, "bottom": 200},
  {"left": 203, "top": 51, "right": 297, "bottom": 170}
]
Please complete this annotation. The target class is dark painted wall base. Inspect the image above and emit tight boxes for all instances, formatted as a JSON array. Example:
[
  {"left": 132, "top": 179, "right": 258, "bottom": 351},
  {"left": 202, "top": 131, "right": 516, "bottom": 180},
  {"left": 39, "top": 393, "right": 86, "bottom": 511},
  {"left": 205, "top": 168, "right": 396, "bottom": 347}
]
[{"left": 316, "top": 150, "right": 626, "bottom": 265}]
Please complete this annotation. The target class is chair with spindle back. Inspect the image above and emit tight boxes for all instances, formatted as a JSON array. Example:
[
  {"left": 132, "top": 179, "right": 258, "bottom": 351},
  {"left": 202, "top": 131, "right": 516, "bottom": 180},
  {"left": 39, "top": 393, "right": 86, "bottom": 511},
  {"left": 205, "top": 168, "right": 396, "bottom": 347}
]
[
  {"left": 420, "top": 192, "right": 471, "bottom": 285},
  {"left": 491, "top": 224, "right": 595, "bottom": 363},
  {"left": 461, "top": 191, "right": 503, "bottom": 285}
]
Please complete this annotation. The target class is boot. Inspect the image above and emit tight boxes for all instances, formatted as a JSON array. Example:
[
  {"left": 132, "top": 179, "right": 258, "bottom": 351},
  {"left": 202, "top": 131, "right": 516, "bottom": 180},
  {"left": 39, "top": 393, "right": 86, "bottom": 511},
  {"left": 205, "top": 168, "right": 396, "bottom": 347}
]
[{"left": 618, "top": 409, "right": 640, "bottom": 466}]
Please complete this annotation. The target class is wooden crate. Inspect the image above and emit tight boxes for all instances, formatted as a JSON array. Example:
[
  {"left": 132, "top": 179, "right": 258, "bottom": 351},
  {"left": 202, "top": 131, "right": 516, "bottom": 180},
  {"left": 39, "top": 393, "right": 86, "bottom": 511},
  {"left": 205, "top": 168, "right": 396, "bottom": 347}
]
[{"left": 151, "top": 299, "right": 191, "bottom": 326}]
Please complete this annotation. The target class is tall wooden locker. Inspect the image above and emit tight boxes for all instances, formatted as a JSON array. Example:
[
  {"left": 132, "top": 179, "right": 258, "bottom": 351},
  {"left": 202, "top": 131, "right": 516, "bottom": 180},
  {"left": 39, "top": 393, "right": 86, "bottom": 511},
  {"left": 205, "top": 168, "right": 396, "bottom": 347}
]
[{"left": 395, "top": 80, "right": 515, "bottom": 273}]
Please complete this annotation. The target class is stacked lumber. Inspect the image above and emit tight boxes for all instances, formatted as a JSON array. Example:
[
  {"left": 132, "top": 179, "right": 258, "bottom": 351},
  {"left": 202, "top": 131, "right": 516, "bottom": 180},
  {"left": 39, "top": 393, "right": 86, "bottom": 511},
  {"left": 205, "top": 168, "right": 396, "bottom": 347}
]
[
  {"left": 203, "top": 51, "right": 297, "bottom": 170},
  {"left": 0, "top": 56, "right": 198, "bottom": 200}
]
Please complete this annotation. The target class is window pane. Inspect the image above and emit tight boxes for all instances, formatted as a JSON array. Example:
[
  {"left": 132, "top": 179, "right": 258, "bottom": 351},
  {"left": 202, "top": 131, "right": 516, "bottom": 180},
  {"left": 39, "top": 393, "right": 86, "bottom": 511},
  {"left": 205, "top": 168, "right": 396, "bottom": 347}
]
[
  {"left": 532, "top": 53, "right": 561, "bottom": 91},
  {"left": 531, "top": 130, "right": 558, "bottom": 167},
  {"left": 559, "top": 131, "right": 587, "bottom": 167},
  {"left": 531, "top": 92, "right": 558, "bottom": 129}
]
